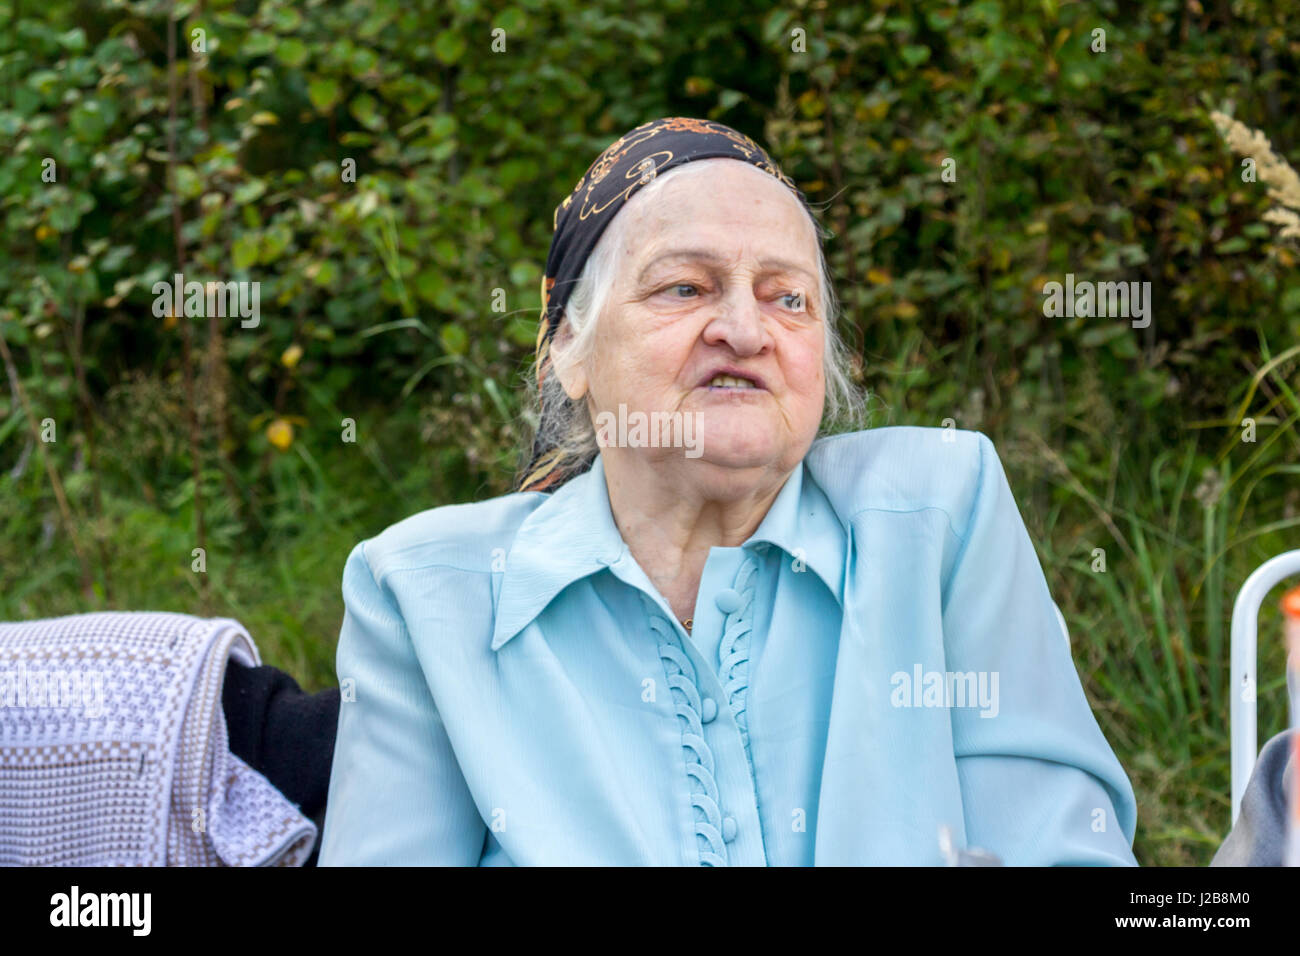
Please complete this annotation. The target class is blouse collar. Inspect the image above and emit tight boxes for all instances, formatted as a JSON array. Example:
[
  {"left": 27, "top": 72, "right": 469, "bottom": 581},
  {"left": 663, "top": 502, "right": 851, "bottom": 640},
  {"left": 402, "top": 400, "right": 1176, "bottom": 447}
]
[{"left": 491, "top": 450, "right": 847, "bottom": 651}]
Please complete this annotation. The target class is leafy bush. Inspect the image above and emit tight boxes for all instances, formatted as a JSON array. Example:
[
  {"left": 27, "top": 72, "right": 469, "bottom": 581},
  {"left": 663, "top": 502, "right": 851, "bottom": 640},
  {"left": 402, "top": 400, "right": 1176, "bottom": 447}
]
[{"left": 2, "top": 0, "right": 1299, "bottom": 864}]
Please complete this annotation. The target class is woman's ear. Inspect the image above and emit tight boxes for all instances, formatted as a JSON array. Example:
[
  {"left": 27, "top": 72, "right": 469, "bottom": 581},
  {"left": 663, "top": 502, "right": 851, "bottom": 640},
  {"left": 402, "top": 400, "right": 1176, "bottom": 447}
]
[{"left": 549, "top": 318, "right": 589, "bottom": 401}]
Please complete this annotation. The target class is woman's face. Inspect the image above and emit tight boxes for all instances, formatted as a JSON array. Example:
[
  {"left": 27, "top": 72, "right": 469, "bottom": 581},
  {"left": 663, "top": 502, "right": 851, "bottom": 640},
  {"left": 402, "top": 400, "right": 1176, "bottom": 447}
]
[{"left": 558, "top": 160, "right": 827, "bottom": 482}]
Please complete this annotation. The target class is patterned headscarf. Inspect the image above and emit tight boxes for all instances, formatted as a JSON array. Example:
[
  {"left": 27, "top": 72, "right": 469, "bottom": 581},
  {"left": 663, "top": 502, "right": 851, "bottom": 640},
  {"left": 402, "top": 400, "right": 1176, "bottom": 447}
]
[{"left": 517, "top": 116, "right": 810, "bottom": 492}]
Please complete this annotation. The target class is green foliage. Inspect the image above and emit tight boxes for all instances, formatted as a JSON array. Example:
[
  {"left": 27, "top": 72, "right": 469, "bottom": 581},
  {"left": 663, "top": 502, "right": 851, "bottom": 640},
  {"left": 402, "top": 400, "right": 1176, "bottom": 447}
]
[{"left": 2, "top": 0, "right": 1300, "bottom": 865}]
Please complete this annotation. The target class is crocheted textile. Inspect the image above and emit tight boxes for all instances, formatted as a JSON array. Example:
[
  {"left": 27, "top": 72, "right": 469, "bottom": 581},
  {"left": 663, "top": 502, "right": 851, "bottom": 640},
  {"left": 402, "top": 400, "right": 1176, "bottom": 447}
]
[{"left": 0, "top": 611, "right": 317, "bottom": 866}]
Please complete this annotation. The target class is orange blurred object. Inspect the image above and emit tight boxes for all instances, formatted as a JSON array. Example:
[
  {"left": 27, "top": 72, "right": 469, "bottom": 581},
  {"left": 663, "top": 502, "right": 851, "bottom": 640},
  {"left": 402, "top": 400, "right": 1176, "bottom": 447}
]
[{"left": 1283, "top": 586, "right": 1300, "bottom": 619}]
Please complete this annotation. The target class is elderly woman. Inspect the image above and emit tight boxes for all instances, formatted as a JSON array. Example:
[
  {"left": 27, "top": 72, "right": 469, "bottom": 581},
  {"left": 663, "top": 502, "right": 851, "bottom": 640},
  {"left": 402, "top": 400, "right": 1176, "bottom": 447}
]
[{"left": 318, "top": 117, "right": 1138, "bottom": 866}]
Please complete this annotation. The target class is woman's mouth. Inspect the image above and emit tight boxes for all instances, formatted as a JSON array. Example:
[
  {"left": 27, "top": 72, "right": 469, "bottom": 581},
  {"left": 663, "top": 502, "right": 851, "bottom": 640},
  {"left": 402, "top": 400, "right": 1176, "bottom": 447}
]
[
  {"left": 699, "top": 368, "right": 767, "bottom": 391},
  {"left": 705, "top": 374, "right": 759, "bottom": 389}
]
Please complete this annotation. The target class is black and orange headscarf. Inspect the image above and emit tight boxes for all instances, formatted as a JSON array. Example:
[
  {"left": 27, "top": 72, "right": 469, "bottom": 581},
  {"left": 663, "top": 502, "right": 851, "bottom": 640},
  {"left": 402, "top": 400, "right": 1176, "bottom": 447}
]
[{"left": 517, "top": 116, "right": 810, "bottom": 493}]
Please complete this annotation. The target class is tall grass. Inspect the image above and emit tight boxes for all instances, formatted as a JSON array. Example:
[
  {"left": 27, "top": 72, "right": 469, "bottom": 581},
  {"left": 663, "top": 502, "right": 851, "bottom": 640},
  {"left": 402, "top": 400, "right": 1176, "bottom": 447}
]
[{"left": 1015, "top": 380, "right": 1298, "bottom": 865}]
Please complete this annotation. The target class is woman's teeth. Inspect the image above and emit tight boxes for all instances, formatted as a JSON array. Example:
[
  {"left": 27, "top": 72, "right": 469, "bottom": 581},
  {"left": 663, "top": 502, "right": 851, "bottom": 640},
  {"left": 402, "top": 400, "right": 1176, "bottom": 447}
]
[{"left": 707, "top": 375, "right": 756, "bottom": 388}]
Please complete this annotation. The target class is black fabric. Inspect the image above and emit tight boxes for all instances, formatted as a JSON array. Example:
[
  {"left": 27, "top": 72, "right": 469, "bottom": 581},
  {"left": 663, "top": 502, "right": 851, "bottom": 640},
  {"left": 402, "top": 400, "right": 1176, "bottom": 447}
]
[{"left": 221, "top": 659, "right": 341, "bottom": 867}]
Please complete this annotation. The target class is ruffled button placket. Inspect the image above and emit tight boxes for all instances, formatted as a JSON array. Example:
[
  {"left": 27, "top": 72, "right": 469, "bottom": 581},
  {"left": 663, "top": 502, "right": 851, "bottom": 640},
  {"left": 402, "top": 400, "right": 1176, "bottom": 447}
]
[
  {"left": 643, "top": 594, "right": 729, "bottom": 866},
  {"left": 716, "top": 554, "right": 760, "bottom": 772}
]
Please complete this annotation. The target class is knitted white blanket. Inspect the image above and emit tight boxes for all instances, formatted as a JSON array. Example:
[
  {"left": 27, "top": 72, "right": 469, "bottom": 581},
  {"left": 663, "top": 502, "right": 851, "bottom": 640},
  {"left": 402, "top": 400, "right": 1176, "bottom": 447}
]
[{"left": 0, "top": 611, "right": 317, "bottom": 866}]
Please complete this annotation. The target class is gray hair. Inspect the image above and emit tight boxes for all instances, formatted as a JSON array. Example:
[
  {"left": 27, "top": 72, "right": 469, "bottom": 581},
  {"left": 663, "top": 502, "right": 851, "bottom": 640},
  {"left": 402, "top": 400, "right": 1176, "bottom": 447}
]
[{"left": 518, "top": 159, "right": 864, "bottom": 487}]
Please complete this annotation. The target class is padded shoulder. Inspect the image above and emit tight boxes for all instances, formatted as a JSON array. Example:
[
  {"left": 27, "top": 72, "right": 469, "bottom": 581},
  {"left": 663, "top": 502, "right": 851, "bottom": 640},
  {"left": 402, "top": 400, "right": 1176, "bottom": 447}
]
[
  {"left": 360, "top": 490, "right": 546, "bottom": 582},
  {"left": 805, "top": 426, "right": 991, "bottom": 540}
]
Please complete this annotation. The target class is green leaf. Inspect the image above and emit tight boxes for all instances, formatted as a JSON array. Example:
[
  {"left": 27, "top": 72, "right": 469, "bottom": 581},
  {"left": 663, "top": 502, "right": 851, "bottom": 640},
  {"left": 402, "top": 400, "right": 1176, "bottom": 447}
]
[
  {"left": 308, "top": 77, "right": 341, "bottom": 112},
  {"left": 431, "top": 239, "right": 458, "bottom": 266},
  {"left": 506, "top": 317, "right": 537, "bottom": 347},
  {"left": 429, "top": 114, "right": 457, "bottom": 141},
  {"left": 497, "top": 8, "right": 527, "bottom": 33},
  {"left": 310, "top": 261, "right": 338, "bottom": 286},
  {"left": 50, "top": 203, "right": 80, "bottom": 231},
  {"left": 457, "top": 173, "right": 497, "bottom": 206},
  {"left": 58, "top": 28, "right": 87, "bottom": 51},
  {"left": 243, "top": 32, "right": 276, "bottom": 56},
  {"left": 348, "top": 47, "right": 379, "bottom": 76},
  {"left": 232, "top": 233, "right": 260, "bottom": 270},
  {"left": 260, "top": 224, "right": 293, "bottom": 262},
  {"left": 509, "top": 261, "right": 536, "bottom": 288},
  {"left": 439, "top": 322, "right": 469, "bottom": 355},
  {"left": 69, "top": 100, "right": 114, "bottom": 142},
  {"left": 28, "top": 70, "right": 61, "bottom": 96},
  {"left": 275, "top": 38, "right": 309, "bottom": 68},
  {"left": 433, "top": 30, "right": 467, "bottom": 65},
  {"left": 1214, "top": 236, "right": 1250, "bottom": 255},
  {"left": 717, "top": 89, "right": 745, "bottom": 113},
  {"left": 349, "top": 94, "right": 383, "bottom": 131},
  {"left": 232, "top": 179, "right": 267, "bottom": 205},
  {"left": 901, "top": 45, "right": 930, "bottom": 66},
  {"left": 416, "top": 270, "right": 445, "bottom": 304},
  {"left": 1079, "top": 322, "right": 1129, "bottom": 347},
  {"left": 498, "top": 158, "right": 539, "bottom": 189},
  {"left": 271, "top": 7, "right": 303, "bottom": 31},
  {"left": 174, "top": 165, "right": 202, "bottom": 199}
]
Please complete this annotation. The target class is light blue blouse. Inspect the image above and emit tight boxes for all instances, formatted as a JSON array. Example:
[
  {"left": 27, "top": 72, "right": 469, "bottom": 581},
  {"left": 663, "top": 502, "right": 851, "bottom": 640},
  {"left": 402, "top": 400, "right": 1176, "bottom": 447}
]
[{"left": 318, "top": 427, "right": 1139, "bottom": 866}]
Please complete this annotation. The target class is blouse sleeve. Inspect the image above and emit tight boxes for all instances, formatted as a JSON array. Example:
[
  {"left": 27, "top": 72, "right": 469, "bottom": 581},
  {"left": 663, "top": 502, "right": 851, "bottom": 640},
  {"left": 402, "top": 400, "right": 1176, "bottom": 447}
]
[
  {"left": 941, "top": 433, "right": 1139, "bottom": 865},
  {"left": 317, "top": 542, "right": 487, "bottom": 865}
]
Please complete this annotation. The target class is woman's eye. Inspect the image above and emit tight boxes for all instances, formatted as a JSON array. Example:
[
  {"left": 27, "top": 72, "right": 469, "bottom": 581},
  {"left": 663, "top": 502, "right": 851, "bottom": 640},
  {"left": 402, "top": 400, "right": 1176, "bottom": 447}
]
[
  {"left": 652, "top": 282, "right": 701, "bottom": 300},
  {"left": 781, "top": 291, "right": 806, "bottom": 311}
]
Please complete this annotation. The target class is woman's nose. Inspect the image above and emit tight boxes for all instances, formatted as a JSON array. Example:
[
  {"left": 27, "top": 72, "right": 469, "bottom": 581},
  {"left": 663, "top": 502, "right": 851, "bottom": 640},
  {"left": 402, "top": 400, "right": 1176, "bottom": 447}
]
[{"left": 702, "top": 287, "right": 768, "bottom": 355}]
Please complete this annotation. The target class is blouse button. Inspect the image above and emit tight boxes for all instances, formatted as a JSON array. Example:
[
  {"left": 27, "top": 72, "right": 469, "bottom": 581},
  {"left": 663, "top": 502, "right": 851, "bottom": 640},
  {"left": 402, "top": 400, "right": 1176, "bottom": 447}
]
[
  {"left": 700, "top": 697, "right": 718, "bottom": 723},
  {"left": 722, "top": 816, "right": 738, "bottom": 842},
  {"left": 714, "top": 588, "right": 742, "bottom": 614}
]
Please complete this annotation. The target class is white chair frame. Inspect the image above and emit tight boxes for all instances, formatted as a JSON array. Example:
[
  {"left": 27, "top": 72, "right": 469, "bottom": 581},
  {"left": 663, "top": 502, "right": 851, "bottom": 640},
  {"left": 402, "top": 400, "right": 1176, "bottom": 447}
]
[{"left": 1230, "top": 549, "right": 1300, "bottom": 825}]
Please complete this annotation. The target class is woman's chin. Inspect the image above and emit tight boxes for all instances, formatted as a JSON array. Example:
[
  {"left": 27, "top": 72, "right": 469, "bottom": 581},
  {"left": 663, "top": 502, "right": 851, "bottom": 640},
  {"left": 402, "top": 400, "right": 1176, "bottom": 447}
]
[{"left": 687, "top": 435, "right": 786, "bottom": 473}]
